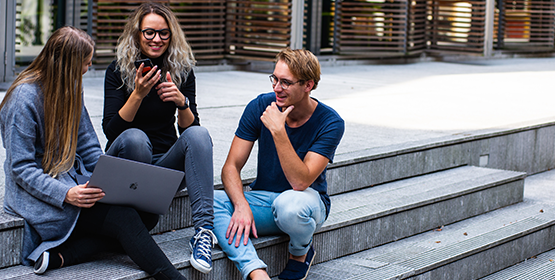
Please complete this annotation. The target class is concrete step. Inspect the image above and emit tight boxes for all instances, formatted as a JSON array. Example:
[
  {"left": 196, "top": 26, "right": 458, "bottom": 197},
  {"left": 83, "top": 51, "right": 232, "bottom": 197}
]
[
  {"left": 0, "top": 166, "right": 525, "bottom": 279},
  {"left": 2, "top": 114, "right": 555, "bottom": 270},
  {"left": 0, "top": 212, "right": 23, "bottom": 269},
  {"left": 3, "top": 124, "right": 530, "bottom": 270},
  {"left": 313, "top": 165, "right": 525, "bottom": 264},
  {"left": 479, "top": 248, "right": 555, "bottom": 280},
  {"left": 307, "top": 198, "right": 555, "bottom": 279}
]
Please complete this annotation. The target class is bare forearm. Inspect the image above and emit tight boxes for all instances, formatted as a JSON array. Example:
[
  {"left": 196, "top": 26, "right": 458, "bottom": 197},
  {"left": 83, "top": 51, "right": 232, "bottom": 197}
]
[
  {"left": 118, "top": 92, "right": 143, "bottom": 122},
  {"left": 272, "top": 129, "right": 311, "bottom": 190},
  {"left": 177, "top": 108, "right": 194, "bottom": 128},
  {"left": 221, "top": 165, "right": 250, "bottom": 208}
]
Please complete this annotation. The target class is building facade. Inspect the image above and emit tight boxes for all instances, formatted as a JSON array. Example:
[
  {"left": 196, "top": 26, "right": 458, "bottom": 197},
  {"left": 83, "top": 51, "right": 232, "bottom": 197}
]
[{"left": 1, "top": 0, "right": 554, "bottom": 82}]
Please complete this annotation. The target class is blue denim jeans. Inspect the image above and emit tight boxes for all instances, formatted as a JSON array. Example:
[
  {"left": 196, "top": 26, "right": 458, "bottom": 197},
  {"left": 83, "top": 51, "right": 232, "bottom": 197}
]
[
  {"left": 213, "top": 188, "right": 326, "bottom": 280},
  {"left": 106, "top": 127, "right": 214, "bottom": 229}
]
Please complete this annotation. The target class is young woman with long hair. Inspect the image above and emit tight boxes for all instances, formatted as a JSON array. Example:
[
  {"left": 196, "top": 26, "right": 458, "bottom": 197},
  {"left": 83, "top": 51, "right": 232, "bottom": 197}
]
[
  {"left": 0, "top": 26, "right": 186, "bottom": 280},
  {"left": 102, "top": 2, "right": 216, "bottom": 274}
]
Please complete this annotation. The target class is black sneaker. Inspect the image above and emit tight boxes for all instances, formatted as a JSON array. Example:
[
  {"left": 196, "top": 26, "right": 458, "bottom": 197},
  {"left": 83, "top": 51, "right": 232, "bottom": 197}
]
[
  {"left": 34, "top": 251, "right": 49, "bottom": 275},
  {"left": 278, "top": 246, "right": 316, "bottom": 280}
]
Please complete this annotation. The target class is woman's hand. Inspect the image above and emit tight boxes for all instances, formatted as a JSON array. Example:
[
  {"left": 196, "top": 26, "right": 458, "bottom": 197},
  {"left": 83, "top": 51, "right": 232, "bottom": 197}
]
[
  {"left": 156, "top": 72, "right": 187, "bottom": 107},
  {"left": 134, "top": 63, "right": 161, "bottom": 99},
  {"left": 64, "top": 182, "right": 105, "bottom": 208}
]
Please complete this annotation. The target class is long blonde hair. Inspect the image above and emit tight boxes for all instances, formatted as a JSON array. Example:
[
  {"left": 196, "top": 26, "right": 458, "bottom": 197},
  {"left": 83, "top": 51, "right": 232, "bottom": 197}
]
[
  {"left": 0, "top": 26, "right": 94, "bottom": 177},
  {"left": 116, "top": 2, "right": 196, "bottom": 93}
]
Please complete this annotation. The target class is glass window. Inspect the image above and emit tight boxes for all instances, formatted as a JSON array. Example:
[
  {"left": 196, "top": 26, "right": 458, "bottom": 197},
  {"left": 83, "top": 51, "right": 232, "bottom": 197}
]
[{"left": 15, "top": 0, "right": 56, "bottom": 68}]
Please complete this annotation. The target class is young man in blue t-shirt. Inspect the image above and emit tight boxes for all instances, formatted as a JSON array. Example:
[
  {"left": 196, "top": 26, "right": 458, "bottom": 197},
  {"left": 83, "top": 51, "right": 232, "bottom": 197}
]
[{"left": 213, "top": 48, "right": 345, "bottom": 280}]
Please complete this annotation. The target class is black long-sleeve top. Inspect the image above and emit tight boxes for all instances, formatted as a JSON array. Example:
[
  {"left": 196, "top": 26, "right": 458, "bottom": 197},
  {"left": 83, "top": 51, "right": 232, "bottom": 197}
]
[{"left": 102, "top": 59, "right": 200, "bottom": 155}]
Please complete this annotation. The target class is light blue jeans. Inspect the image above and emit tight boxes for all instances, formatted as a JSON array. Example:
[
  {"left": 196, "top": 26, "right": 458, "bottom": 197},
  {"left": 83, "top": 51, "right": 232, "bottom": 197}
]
[
  {"left": 106, "top": 127, "right": 214, "bottom": 229},
  {"left": 213, "top": 188, "right": 327, "bottom": 280}
]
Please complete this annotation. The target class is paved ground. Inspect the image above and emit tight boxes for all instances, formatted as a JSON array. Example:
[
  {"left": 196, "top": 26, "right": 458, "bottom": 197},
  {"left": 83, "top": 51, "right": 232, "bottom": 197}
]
[{"left": 2, "top": 57, "right": 555, "bottom": 202}]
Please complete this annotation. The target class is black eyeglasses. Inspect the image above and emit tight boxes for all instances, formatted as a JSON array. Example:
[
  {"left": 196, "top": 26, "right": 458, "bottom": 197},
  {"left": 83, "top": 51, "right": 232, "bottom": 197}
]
[
  {"left": 269, "top": 74, "right": 303, "bottom": 90},
  {"left": 141, "top": 28, "right": 171, "bottom": 40}
]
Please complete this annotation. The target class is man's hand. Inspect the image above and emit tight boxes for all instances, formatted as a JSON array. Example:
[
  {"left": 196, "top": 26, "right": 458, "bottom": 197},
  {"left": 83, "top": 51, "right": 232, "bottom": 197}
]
[
  {"left": 65, "top": 182, "right": 105, "bottom": 208},
  {"left": 226, "top": 204, "right": 258, "bottom": 247},
  {"left": 260, "top": 102, "right": 294, "bottom": 134}
]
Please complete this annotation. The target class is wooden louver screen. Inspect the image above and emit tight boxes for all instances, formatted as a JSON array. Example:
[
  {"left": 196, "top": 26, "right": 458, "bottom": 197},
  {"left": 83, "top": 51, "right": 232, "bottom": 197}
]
[
  {"left": 337, "top": 0, "right": 409, "bottom": 56},
  {"left": 427, "top": 0, "right": 487, "bottom": 53},
  {"left": 495, "top": 0, "right": 555, "bottom": 49},
  {"left": 93, "top": 0, "right": 226, "bottom": 67},
  {"left": 408, "top": 0, "right": 429, "bottom": 53},
  {"left": 225, "top": 0, "right": 292, "bottom": 59},
  {"left": 169, "top": 0, "right": 226, "bottom": 61}
]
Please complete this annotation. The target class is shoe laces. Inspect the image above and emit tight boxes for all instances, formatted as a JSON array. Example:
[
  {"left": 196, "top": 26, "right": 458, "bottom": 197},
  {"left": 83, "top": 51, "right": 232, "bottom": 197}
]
[{"left": 192, "top": 228, "right": 217, "bottom": 259}]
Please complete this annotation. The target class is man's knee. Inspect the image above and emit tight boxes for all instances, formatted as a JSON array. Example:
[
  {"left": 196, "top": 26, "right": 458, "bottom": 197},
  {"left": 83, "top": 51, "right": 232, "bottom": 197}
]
[
  {"left": 272, "top": 191, "right": 302, "bottom": 222},
  {"left": 273, "top": 189, "right": 307, "bottom": 212},
  {"left": 272, "top": 189, "right": 323, "bottom": 231}
]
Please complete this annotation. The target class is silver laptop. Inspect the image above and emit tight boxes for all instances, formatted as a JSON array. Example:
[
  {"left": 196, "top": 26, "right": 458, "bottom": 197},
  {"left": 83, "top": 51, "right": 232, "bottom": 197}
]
[{"left": 87, "top": 154, "right": 184, "bottom": 215}]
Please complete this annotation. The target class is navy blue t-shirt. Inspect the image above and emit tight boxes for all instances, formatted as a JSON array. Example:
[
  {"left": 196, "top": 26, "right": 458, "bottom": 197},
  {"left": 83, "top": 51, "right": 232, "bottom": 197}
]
[{"left": 235, "top": 92, "right": 345, "bottom": 216}]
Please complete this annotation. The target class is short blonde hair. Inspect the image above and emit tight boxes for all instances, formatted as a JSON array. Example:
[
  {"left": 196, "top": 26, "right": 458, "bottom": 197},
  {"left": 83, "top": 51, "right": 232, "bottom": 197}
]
[{"left": 276, "top": 48, "right": 321, "bottom": 91}]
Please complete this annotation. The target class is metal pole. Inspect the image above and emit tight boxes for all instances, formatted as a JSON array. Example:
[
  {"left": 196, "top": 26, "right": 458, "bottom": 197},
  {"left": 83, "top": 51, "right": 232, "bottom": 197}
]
[
  {"left": 290, "top": 0, "right": 304, "bottom": 50},
  {"left": 483, "top": 0, "right": 495, "bottom": 56},
  {"left": 1, "top": 0, "right": 17, "bottom": 82},
  {"left": 496, "top": 0, "right": 504, "bottom": 49},
  {"left": 333, "top": 0, "right": 341, "bottom": 54},
  {"left": 88, "top": 0, "right": 93, "bottom": 36},
  {"left": 307, "top": 0, "right": 322, "bottom": 55}
]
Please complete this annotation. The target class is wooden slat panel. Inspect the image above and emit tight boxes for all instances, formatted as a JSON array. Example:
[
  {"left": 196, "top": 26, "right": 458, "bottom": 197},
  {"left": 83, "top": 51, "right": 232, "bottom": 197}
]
[
  {"left": 225, "top": 0, "right": 292, "bottom": 59},
  {"left": 426, "top": 0, "right": 487, "bottom": 53},
  {"left": 93, "top": 0, "right": 226, "bottom": 68},
  {"left": 408, "top": 0, "right": 429, "bottom": 53},
  {"left": 169, "top": 1, "right": 226, "bottom": 61},
  {"left": 494, "top": 0, "right": 555, "bottom": 49},
  {"left": 337, "top": 0, "right": 409, "bottom": 56}
]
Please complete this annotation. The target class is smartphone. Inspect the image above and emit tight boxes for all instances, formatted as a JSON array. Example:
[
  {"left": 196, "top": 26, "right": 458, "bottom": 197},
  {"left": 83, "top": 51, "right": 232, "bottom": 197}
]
[{"left": 134, "top": 58, "right": 154, "bottom": 74}]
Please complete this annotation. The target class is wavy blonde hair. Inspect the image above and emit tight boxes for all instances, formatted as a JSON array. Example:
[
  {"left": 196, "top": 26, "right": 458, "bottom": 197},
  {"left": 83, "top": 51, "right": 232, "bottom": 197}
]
[
  {"left": 0, "top": 26, "right": 94, "bottom": 177},
  {"left": 116, "top": 2, "right": 196, "bottom": 93}
]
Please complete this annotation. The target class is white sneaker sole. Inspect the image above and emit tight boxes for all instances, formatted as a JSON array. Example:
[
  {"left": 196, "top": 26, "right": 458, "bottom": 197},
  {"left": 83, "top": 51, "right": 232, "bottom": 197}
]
[
  {"left": 34, "top": 251, "right": 49, "bottom": 275},
  {"left": 189, "top": 254, "right": 212, "bottom": 274},
  {"left": 189, "top": 241, "right": 212, "bottom": 274}
]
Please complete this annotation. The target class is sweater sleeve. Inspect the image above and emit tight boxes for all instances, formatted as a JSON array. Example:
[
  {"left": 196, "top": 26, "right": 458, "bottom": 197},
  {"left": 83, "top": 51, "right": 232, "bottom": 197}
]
[
  {"left": 177, "top": 69, "right": 200, "bottom": 134},
  {"left": 1, "top": 85, "right": 71, "bottom": 209},
  {"left": 102, "top": 61, "right": 134, "bottom": 144}
]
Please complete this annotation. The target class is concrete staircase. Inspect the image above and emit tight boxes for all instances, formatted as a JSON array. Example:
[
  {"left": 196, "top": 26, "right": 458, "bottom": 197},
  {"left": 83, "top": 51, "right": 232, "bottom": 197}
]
[
  {"left": 481, "top": 249, "right": 555, "bottom": 279},
  {"left": 1, "top": 121, "right": 555, "bottom": 279},
  {"left": 308, "top": 193, "right": 555, "bottom": 279}
]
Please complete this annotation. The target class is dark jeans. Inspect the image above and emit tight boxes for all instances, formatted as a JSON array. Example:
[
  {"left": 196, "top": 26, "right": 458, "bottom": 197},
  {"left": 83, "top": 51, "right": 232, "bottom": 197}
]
[
  {"left": 106, "top": 127, "right": 214, "bottom": 230},
  {"left": 52, "top": 203, "right": 185, "bottom": 280}
]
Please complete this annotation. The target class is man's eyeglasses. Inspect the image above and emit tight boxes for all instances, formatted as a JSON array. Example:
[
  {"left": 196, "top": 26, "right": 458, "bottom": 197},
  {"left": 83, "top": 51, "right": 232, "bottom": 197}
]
[
  {"left": 269, "top": 74, "right": 303, "bottom": 90},
  {"left": 141, "top": 28, "right": 171, "bottom": 40}
]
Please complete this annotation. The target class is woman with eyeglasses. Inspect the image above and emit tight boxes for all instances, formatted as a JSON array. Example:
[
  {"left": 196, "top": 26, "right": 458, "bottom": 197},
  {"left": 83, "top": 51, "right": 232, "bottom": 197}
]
[
  {"left": 0, "top": 26, "right": 186, "bottom": 279},
  {"left": 102, "top": 2, "right": 216, "bottom": 275}
]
